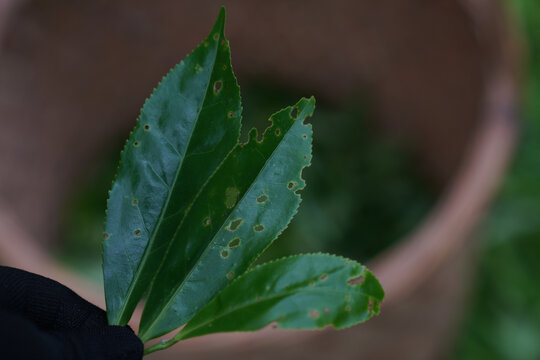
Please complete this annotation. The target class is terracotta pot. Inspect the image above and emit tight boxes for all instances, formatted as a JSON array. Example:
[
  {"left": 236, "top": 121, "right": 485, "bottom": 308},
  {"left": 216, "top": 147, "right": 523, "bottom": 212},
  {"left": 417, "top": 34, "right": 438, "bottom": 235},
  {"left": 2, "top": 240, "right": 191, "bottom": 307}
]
[{"left": 0, "top": 0, "right": 518, "bottom": 359}]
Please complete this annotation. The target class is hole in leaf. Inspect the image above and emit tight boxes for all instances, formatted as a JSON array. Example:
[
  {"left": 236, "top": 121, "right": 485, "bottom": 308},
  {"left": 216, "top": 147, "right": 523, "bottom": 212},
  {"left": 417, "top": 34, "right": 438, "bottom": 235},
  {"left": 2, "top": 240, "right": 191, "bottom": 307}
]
[
  {"left": 227, "top": 111, "right": 235, "bottom": 119},
  {"left": 228, "top": 238, "right": 241, "bottom": 248},
  {"left": 220, "top": 249, "right": 229, "bottom": 259},
  {"left": 348, "top": 276, "right": 364, "bottom": 286},
  {"left": 290, "top": 107, "right": 298, "bottom": 119},
  {"left": 213, "top": 81, "right": 223, "bottom": 94},
  {"left": 226, "top": 271, "right": 234, "bottom": 280},
  {"left": 143, "top": 124, "right": 150, "bottom": 131},
  {"left": 202, "top": 217, "right": 211, "bottom": 227},
  {"left": 303, "top": 155, "right": 307, "bottom": 160},
  {"left": 287, "top": 182, "right": 297, "bottom": 190},
  {"left": 133, "top": 229, "right": 141, "bottom": 236},
  {"left": 319, "top": 274, "right": 328, "bottom": 281},
  {"left": 309, "top": 310, "right": 319, "bottom": 318},
  {"left": 254, "top": 224, "right": 264, "bottom": 232},
  {"left": 275, "top": 128, "right": 281, "bottom": 136},
  {"left": 225, "top": 187, "right": 240, "bottom": 209},
  {"left": 256, "top": 194, "right": 268, "bottom": 203},
  {"left": 133, "top": 141, "right": 140, "bottom": 147},
  {"left": 229, "top": 218, "right": 243, "bottom": 231},
  {"left": 302, "top": 134, "right": 308, "bottom": 140}
]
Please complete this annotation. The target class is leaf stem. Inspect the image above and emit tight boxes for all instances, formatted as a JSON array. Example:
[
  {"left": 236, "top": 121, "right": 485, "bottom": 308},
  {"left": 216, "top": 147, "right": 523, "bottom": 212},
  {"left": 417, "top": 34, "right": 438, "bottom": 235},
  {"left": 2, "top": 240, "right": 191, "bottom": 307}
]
[{"left": 143, "top": 338, "right": 177, "bottom": 355}]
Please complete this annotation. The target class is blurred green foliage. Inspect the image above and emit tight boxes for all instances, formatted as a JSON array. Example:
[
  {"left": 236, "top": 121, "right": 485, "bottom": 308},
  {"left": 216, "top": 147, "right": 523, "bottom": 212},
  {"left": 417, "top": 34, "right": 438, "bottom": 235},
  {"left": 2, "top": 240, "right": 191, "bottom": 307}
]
[
  {"left": 55, "top": 81, "right": 435, "bottom": 283},
  {"left": 452, "top": 1, "right": 540, "bottom": 359}
]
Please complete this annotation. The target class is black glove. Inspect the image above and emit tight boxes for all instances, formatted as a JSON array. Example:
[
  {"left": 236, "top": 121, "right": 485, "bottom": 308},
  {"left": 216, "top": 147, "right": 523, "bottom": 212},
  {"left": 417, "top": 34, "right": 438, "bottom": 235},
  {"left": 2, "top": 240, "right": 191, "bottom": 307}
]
[{"left": 0, "top": 266, "right": 143, "bottom": 360}]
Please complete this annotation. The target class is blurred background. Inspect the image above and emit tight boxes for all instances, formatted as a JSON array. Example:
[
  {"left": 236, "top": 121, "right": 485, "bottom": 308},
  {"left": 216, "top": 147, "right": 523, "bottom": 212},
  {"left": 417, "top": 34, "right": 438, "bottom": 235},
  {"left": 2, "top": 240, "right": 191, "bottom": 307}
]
[{"left": 0, "top": 0, "right": 537, "bottom": 359}]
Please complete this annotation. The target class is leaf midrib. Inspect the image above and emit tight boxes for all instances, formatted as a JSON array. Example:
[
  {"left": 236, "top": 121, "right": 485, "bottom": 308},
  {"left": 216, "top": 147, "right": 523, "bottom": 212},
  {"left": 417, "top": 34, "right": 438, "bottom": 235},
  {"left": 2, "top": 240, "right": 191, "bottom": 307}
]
[
  {"left": 143, "top": 114, "right": 304, "bottom": 336},
  {"left": 116, "top": 36, "right": 221, "bottom": 323}
]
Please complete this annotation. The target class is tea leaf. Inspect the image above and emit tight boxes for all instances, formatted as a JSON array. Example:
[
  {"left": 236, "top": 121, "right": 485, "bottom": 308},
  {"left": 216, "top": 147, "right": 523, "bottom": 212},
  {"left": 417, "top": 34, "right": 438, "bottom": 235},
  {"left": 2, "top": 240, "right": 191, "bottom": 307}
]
[
  {"left": 144, "top": 253, "right": 384, "bottom": 353},
  {"left": 102, "top": 7, "right": 241, "bottom": 325},
  {"left": 138, "top": 97, "right": 315, "bottom": 341}
]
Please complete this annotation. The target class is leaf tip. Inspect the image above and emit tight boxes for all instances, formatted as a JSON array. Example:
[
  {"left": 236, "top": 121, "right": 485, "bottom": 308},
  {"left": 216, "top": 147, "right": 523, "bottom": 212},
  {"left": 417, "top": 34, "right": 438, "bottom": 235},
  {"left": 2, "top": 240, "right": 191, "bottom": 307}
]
[{"left": 214, "top": 6, "right": 227, "bottom": 34}]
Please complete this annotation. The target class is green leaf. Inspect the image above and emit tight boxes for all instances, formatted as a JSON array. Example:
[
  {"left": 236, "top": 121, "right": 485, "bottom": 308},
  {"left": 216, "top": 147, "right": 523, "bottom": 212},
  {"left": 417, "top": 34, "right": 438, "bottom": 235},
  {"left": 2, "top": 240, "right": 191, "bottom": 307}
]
[
  {"left": 144, "top": 253, "right": 384, "bottom": 354},
  {"left": 102, "top": 7, "right": 241, "bottom": 325},
  {"left": 138, "top": 97, "right": 316, "bottom": 341}
]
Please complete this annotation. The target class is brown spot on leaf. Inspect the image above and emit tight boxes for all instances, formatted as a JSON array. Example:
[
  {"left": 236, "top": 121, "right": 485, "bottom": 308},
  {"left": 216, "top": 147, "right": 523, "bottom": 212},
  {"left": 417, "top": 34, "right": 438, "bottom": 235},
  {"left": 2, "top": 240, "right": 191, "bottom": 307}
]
[
  {"left": 290, "top": 107, "right": 298, "bottom": 119},
  {"left": 254, "top": 224, "right": 264, "bottom": 232},
  {"left": 213, "top": 81, "right": 223, "bottom": 94},
  {"left": 133, "top": 229, "right": 141, "bottom": 236},
  {"left": 229, "top": 218, "right": 243, "bottom": 231},
  {"left": 226, "top": 271, "right": 234, "bottom": 280},
  {"left": 228, "top": 238, "right": 241, "bottom": 248},
  {"left": 220, "top": 250, "right": 229, "bottom": 259},
  {"left": 348, "top": 276, "right": 364, "bottom": 286},
  {"left": 225, "top": 187, "right": 240, "bottom": 208},
  {"left": 256, "top": 194, "right": 268, "bottom": 203},
  {"left": 309, "top": 310, "right": 319, "bottom": 318},
  {"left": 202, "top": 217, "right": 211, "bottom": 227}
]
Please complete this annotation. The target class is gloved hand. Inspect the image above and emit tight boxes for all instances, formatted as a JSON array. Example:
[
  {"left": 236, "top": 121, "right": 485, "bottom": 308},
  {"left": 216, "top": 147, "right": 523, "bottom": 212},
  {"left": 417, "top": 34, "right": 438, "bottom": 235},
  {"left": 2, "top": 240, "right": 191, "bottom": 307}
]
[{"left": 0, "top": 266, "right": 143, "bottom": 360}]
